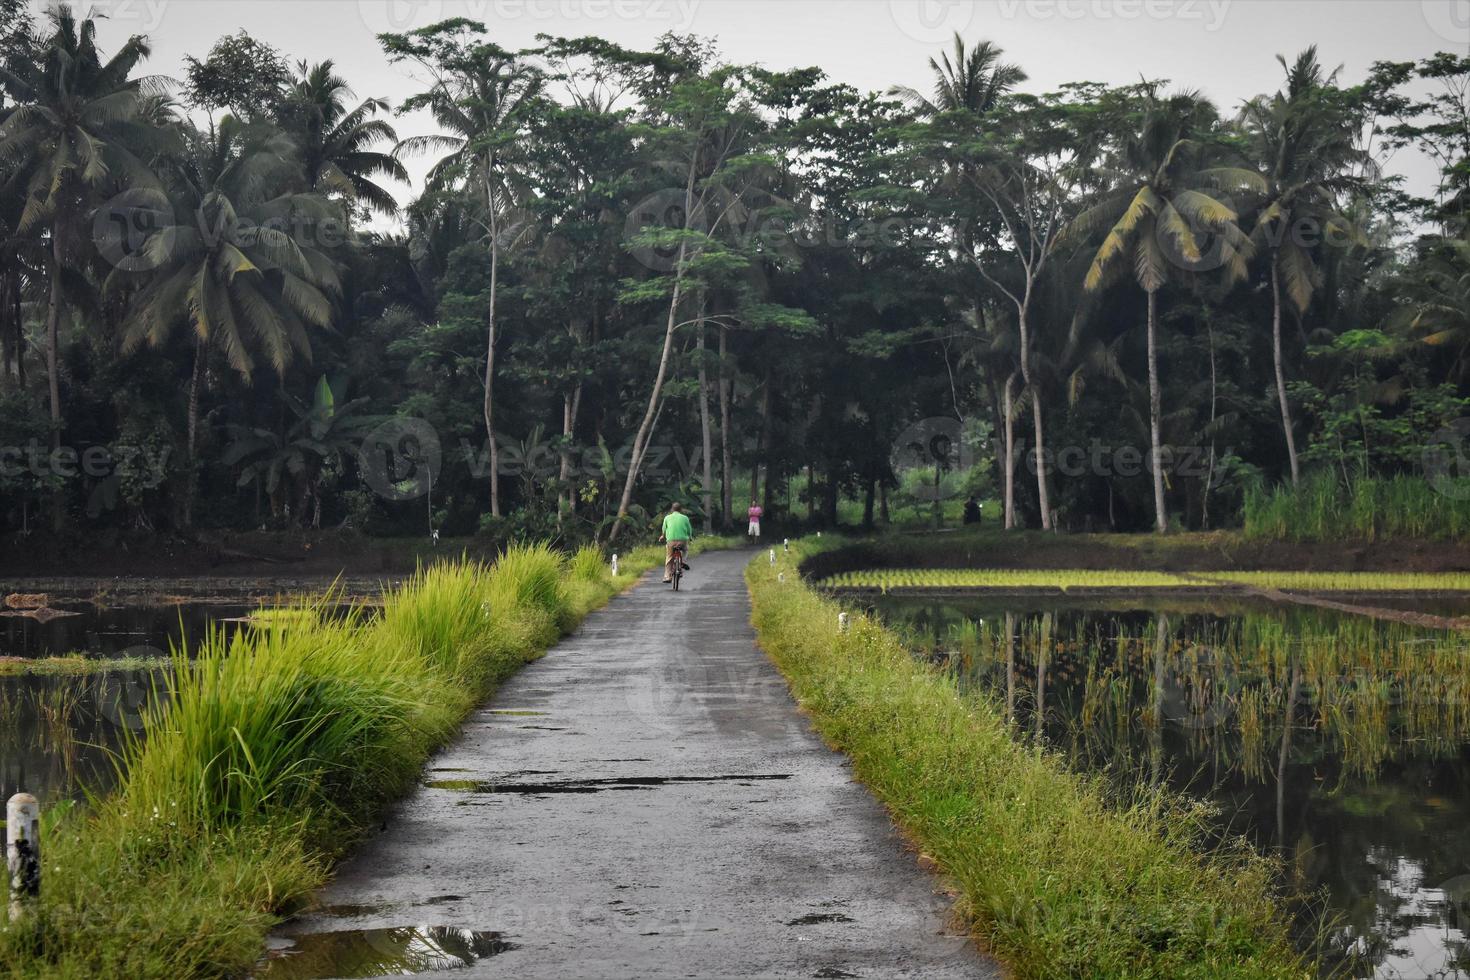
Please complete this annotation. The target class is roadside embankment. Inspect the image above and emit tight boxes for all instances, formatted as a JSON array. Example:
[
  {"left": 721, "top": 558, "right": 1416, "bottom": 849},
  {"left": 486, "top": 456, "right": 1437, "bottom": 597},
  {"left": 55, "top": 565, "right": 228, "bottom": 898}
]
[{"left": 747, "top": 539, "right": 1311, "bottom": 979}]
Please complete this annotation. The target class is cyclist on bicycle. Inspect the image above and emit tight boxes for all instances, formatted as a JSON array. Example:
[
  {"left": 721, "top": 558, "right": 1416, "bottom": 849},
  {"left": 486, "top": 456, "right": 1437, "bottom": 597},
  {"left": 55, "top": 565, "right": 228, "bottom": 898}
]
[{"left": 659, "top": 502, "right": 693, "bottom": 584}]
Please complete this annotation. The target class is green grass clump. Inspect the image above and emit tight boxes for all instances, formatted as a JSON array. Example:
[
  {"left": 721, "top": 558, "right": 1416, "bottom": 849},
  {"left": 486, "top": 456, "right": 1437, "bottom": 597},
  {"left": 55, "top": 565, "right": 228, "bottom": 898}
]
[
  {"left": 823, "top": 568, "right": 1200, "bottom": 591},
  {"left": 0, "top": 539, "right": 695, "bottom": 979},
  {"left": 751, "top": 540, "right": 1308, "bottom": 979},
  {"left": 0, "top": 653, "right": 166, "bottom": 676},
  {"left": 1244, "top": 472, "right": 1470, "bottom": 542}
]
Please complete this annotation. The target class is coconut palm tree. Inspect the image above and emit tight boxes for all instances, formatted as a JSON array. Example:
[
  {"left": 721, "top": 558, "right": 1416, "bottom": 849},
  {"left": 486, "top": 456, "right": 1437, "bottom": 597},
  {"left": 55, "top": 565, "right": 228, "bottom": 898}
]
[
  {"left": 1241, "top": 47, "right": 1365, "bottom": 486},
  {"left": 1066, "top": 87, "right": 1261, "bottom": 532},
  {"left": 889, "top": 33, "right": 1027, "bottom": 117},
  {"left": 109, "top": 117, "right": 341, "bottom": 525},
  {"left": 1392, "top": 237, "right": 1470, "bottom": 378},
  {"left": 388, "top": 29, "right": 546, "bottom": 517},
  {"left": 0, "top": 6, "right": 166, "bottom": 486},
  {"left": 278, "top": 60, "right": 407, "bottom": 217}
]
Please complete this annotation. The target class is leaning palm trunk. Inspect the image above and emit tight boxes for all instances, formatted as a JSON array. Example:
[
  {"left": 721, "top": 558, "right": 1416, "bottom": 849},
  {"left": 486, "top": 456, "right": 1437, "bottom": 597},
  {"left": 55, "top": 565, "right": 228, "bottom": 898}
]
[
  {"left": 1146, "top": 289, "right": 1167, "bottom": 533},
  {"left": 608, "top": 157, "right": 700, "bottom": 544},
  {"left": 608, "top": 238, "right": 688, "bottom": 544},
  {"left": 1270, "top": 256, "right": 1301, "bottom": 486}
]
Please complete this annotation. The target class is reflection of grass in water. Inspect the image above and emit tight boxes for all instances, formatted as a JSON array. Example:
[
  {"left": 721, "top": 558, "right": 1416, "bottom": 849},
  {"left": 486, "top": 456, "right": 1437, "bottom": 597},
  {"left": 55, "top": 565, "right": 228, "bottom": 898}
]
[
  {"left": 30, "top": 682, "right": 85, "bottom": 792},
  {"left": 930, "top": 611, "right": 1470, "bottom": 782}
]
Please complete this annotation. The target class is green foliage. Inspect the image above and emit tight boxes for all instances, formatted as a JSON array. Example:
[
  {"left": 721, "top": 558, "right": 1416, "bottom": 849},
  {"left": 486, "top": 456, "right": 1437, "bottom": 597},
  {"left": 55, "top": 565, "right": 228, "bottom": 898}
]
[{"left": 1243, "top": 472, "right": 1470, "bottom": 542}]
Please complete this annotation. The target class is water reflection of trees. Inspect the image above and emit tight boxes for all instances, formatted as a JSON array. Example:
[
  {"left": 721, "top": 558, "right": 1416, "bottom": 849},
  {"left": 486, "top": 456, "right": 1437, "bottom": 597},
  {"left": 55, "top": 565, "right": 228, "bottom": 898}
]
[{"left": 888, "top": 601, "right": 1470, "bottom": 979}]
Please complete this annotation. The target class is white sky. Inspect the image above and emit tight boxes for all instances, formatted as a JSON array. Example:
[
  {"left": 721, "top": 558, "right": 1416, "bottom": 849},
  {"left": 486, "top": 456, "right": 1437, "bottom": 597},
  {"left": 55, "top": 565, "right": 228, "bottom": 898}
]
[{"left": 46, "top": 0, "right": 1470, "bottom": 220}]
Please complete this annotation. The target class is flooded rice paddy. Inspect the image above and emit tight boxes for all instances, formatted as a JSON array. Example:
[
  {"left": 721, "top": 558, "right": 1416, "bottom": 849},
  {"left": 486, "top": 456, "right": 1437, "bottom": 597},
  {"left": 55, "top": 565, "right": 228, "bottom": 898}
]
[
  {"left": 0, "top": 588, "right": 372, "bottom": 804},
  {"left": 865, "top": 592, "right": 1470, "bottom": 979}
]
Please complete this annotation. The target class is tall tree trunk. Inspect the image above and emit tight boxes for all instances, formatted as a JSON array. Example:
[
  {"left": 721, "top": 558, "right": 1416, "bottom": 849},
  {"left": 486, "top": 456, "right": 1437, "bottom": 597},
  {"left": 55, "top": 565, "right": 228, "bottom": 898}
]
[
  {"left": 485, "top": 218, "right": 501, "bottom": 519},
  {"left": 46, "top": 232, "right": 64, "bottom": 532},
  {"left": 696, "top": 309, "right": 713, "bottom": 534},
  {"left": 1203, "top": 317, "right": 1219, "bottom": 531},
  {"left": 1030, "top": 388, "right": 1052, "bottom": 531},
  {"left": 1002, "top": 371, "right": 1018, "bottom": 530},
  {"left": 558, "top": 380, "right": 582, "bottom": 525},
  {"left": 863, "top": 479, "right": 875, "bottom": 529},
  {"left": 718, "top": 324, "right": 733, "bottom": 529},
  {"left": 1271, "top": 257, "right": 1301, "bottom": 486},
  {"left": 1146, "top": 288, "right": 1167, "bottom": 533},
  {"left": 1018, "top": 303, "right": 1052, "bottom": 531},
  {"left": 183, "top": 337, "right": 206, "bottom": 528},
  {"left": 756, "top": 371, "right": 773, "bottom": 513}
]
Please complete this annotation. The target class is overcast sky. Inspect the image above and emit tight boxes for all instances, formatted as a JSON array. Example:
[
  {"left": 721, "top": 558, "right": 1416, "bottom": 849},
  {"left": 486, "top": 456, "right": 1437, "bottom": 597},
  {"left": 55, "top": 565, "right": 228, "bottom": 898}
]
[{"left": 49, "top": 0, "right": 1470, "bottom": 220}]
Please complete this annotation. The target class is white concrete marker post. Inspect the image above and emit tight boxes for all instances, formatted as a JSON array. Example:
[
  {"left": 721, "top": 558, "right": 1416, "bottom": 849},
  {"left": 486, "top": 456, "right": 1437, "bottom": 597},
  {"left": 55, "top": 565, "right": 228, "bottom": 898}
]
[
  {"left": 611, "top": 553, "right": 619, "bottom": 577},
  {"left": 7, "top": 793, "right": 40, "bottom": 922},
  {"left": 769, "top": 548, "right": 776, "bottom": 566},
  {"left": 783, "top": 538, "right": 789, "bottom": 553},
  {"left": 838, "top": 612, "right": 850, "bottom": 634}
]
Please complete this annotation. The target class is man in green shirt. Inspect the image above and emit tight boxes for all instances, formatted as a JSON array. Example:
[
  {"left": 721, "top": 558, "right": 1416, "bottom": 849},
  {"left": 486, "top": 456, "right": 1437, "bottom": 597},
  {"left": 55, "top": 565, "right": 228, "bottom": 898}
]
[{"left": 658, "top": 502, "right": 693, "bottom": 584}]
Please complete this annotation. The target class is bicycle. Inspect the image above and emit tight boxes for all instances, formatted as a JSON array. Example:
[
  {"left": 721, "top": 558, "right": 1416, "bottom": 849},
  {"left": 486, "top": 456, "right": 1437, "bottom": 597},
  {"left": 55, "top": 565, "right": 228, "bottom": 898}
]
[{"left": 668, "top": 542, "right": 686, "bottom": 591}]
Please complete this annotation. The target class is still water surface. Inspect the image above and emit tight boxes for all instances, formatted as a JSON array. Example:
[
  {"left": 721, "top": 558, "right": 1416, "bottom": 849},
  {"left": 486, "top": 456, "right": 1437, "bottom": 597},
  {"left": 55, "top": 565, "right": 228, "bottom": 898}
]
[{"left": 870, "top": 595, "right": 1470, "bottom": 980}]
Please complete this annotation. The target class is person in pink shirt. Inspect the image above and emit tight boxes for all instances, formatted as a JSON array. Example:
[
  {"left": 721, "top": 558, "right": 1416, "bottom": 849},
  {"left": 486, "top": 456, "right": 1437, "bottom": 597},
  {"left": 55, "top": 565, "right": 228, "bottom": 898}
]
[{"left": 746, "top": 500, "right": 763, "bottom": 541}]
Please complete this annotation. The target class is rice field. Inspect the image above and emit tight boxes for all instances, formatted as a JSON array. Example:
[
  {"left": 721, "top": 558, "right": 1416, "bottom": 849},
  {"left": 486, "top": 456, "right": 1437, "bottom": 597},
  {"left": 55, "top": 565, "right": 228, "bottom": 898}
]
[
  {"left": 824, "top": 567, "right": 1470, "bottom": 594},
  {"left": 822, "top": 568, "right": 1203, "bottom": 591},
  {"left": 1205, "top": 570, "right": 1470, "bottom": 592}
]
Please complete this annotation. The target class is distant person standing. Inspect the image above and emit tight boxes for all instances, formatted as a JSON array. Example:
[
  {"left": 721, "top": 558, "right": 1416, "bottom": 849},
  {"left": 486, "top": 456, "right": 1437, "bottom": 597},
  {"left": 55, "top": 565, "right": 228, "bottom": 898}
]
[
  {"left": 747, "top": 499, "right": 763, "bottom": 542},
  {"left": 963, "top": 495, "right": 982, "bottom": 525}
]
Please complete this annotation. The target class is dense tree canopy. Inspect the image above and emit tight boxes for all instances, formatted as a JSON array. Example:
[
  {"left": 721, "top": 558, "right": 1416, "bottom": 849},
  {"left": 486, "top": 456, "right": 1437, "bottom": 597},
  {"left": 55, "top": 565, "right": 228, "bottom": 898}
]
[{"left": 2, "top": 8, "right": 1468, "bottom": 542}]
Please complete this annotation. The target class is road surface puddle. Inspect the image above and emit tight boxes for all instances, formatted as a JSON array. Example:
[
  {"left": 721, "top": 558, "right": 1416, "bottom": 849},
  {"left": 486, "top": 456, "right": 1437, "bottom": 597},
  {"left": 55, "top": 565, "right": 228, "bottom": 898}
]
[
  {"left": 259, "top": 926, "right": 515, "bottom": 977},
  {"left": 786, "top": 913, "right": 855, "bottom": 926},
  {"left": 425, "top": 774, "right": 792, "bottom": 795}
]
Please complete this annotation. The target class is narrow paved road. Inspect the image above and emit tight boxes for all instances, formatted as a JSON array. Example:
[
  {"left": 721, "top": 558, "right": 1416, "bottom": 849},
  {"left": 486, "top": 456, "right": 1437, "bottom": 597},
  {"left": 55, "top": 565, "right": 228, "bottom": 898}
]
[{"left": 268, "top": 550, "right": 1001, "bottom": 979}]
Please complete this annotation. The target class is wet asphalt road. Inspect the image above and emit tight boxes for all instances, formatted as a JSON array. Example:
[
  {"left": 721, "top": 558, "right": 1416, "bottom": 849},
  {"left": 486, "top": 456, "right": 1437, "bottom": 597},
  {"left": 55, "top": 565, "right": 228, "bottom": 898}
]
[{"left": 270, "top": 550, "right": 1002, "bottom": 979}]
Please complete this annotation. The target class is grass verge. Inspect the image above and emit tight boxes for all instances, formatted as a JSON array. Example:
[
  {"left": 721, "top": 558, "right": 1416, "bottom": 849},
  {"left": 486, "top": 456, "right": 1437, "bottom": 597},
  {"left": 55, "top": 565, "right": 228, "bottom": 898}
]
[
  {"left": 0, "top": 538, "right": 729, "bottom": 979},
  {"left": 748, "top": 539, "right": 1310, "bottom": 979}
]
